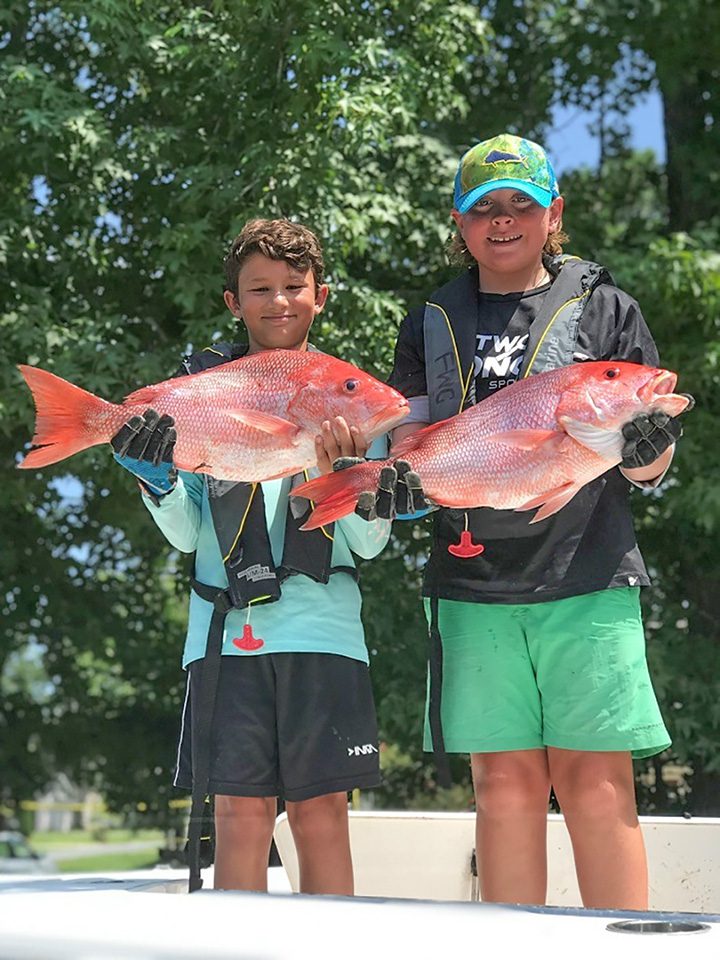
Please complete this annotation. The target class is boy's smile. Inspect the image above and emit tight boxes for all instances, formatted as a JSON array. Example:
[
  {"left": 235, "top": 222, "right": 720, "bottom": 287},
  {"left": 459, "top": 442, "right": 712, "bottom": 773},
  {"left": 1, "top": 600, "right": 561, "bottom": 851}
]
[
  {"left": 452, "top": 188, "right": 564, "bottom": 293},
  {"left": 223, "top": 253, "right": 328, "bottom": 354}
]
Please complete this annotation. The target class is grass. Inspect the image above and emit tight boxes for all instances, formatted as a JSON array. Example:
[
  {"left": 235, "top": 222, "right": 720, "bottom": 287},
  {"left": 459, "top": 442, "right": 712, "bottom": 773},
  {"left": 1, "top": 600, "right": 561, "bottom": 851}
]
[
  {"left": 31, "top": 828, "right": 164, "bottom": 852},
  {"left": 57, "top": 850, "right": 161, "bottom": 873},
  {"left": 28, "top": 828, "right": 168, "bottom": 873}
]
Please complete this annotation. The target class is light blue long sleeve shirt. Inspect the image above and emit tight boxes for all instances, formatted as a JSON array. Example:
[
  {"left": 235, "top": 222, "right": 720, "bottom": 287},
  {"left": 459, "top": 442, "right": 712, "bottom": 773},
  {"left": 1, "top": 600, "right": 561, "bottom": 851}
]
[{"left": 142, "top": 467, "right": 391, "bottom": 668}]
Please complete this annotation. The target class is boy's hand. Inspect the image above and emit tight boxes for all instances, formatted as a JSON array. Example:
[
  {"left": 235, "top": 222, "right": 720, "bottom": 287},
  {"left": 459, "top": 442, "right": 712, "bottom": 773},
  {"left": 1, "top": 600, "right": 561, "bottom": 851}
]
[
  {"left": 315, "top": 416, "right": 368, "bottom": 475},
  {"left": 337, "top": 458, "right": 428, "bottom": 521},
  {"left": 620, "top": 394, "right": 694, "bottom": 470},
  {"left": 111, "top": 408, "right": 178, "bottom": 497}
]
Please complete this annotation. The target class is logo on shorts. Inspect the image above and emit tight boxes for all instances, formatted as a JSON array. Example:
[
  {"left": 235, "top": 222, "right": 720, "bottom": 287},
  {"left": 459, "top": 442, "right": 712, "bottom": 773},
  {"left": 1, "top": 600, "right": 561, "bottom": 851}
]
[
  {"left": 628, "top": 575, "right": 639, "bottom": 586},
  {"left": 347, "top": 744, "right": 379, "bottom": 757}
]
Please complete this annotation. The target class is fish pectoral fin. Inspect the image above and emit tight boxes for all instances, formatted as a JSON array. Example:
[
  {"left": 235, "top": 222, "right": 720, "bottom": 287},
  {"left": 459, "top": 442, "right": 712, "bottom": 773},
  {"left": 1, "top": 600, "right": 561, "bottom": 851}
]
[
  {"left": 558, "top": 416, "right": 621, "bottom": 461},
  {"left": 520, "top": 482, "right": 582, "bottom": 524},
  {"left": 491, "top": 429, "right": 565, "bottom": 451},
  {"left": 224, "top": 408, "right": 300, "bottom": 440}
]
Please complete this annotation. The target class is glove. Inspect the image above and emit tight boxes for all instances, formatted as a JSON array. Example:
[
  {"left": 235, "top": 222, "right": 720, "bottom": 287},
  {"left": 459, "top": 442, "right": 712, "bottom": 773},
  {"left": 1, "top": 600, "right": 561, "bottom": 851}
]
[
  {"left": 620, "top": 394, "right": 694, "bottom": 470},
  {"left": 333, "top": 457, "right": 429, "bottom": 521},
  {"left": 111, "top": 408, "right": 177, "bottom": 497}
]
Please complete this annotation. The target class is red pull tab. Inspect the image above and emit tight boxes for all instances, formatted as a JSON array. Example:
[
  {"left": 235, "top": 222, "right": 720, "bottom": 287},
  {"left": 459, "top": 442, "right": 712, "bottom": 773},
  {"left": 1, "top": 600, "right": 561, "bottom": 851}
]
[
  {"left": 448, "top": 530, "right": 485, "bottom": 558},
  {"left": 232, "top": 624, "right": 264, "bottom": 651}
]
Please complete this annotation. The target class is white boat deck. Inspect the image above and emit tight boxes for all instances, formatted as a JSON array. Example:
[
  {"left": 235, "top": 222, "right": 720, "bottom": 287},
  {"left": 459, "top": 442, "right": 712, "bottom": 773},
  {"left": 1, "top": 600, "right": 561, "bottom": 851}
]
[{"left": 0, "top": 812, "right": 718, "bottom": 959}]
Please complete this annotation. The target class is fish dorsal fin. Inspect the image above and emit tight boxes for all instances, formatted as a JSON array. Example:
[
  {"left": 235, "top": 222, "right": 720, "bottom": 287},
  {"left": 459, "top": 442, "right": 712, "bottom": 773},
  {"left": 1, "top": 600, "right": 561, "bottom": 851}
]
[
  {"left": 558, "top": 416, "right": 622, "bottom": 461},
  {"left": 223, "top": 408, "right": 299, "bottom": 440},
  {"left": 125, "top": 384, "right": 163, "bottom": 406},
  {"left": 490, "top": 429, "right": 566, "bottom": 451}
]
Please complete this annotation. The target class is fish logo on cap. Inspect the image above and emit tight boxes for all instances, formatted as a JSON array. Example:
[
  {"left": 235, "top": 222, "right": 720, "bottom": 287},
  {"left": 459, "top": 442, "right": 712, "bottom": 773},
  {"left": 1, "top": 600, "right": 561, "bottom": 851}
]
[{"left": 454, "top": 133, "right": 560, "bottom": 212}]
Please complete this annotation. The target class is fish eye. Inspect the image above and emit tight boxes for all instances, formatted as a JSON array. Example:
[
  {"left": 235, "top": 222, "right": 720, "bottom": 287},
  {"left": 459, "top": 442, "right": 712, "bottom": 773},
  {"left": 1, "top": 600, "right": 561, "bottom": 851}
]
[
  {"left": 344, "top": 379, "right": 360, "bottom": 391},
  {"left": 604, "top": 367, "right": 621, "bottom": 379}
]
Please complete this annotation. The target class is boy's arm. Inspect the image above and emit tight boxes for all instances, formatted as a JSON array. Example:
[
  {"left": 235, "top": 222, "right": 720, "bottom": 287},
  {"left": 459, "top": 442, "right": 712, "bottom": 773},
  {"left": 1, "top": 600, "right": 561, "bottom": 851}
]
[
  {"left": 336, "top": 513, "right": 392, "bottom": 559},
  {"left": 589, "top": 287, "right": 688, "bottom": 486},
  {"left": 111, "top": 407, "right": 204, "bottom": 551},
  {"left": 141, "top": 471, "right": 204, "bottom": 553}
]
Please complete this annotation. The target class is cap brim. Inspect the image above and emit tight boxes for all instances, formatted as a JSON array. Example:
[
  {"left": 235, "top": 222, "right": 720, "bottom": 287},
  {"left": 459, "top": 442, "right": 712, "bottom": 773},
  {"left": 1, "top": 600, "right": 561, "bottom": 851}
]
[{"left": 455, "top": 178, "right": 554, "bottom": 212}]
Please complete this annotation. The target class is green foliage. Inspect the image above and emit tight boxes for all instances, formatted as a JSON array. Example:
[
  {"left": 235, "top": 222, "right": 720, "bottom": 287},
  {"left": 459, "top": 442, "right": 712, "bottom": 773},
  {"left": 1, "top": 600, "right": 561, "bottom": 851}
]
[
  {"left": 2, "top": 0, "right": 719, "bottom": 820},
  {"left": 0, "top": 0, "right": 486, "bottom": 816}
]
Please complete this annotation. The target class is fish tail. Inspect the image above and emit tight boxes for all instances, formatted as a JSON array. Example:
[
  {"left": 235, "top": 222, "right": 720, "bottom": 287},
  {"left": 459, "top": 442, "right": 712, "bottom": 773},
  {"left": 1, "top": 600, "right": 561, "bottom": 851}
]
[
  {"left": 17, "top": 364, "right": 116, "bottom": 468},
  {"left": 294, "top": 461, "right": 385, "bottom": 530}
]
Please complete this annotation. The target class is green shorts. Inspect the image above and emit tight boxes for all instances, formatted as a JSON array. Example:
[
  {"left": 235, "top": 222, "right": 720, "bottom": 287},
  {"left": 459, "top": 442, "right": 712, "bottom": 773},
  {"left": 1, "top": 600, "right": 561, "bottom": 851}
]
[{"left": 423, "top": 588, "right": 670, "bottom": 759}]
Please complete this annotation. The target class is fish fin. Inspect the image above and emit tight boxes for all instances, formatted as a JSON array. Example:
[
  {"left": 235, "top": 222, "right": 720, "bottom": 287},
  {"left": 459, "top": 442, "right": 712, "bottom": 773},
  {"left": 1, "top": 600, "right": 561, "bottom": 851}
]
[
  {"left": 390, "top": 420, "right": 447, "bottom": 458},
  {"left": 224, "top": 408, "right": 300, "bottom": 440},
  {"left": 515, "top": 481, "right": 576, "bottom": 513},
  {"left": 299, "top": 493, "right": 361, "bottom": 530},
  {"left": 524, "top": 482, "right": 582, "bottom": 523},
  {"left": 558, "top": 416, "right": 621, "bottom": 461},
  {"left": 17, "top": 364, "right": 115, "bottom": 468},
  {"left": 292, "top": 461, "right": 385, "bottom": 530},
  {"left": 491, "top": 429, "right": 565, "bottom": 451},
  {"left": 124, "top": 383, "right": 165, "bottom": 406}
]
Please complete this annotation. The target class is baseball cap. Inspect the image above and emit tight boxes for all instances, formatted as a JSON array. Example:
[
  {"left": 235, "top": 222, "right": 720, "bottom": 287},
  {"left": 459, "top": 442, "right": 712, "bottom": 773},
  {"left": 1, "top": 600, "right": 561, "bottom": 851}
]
[{"left": 454, "top": 133, "right": 560, "bottom": 212}]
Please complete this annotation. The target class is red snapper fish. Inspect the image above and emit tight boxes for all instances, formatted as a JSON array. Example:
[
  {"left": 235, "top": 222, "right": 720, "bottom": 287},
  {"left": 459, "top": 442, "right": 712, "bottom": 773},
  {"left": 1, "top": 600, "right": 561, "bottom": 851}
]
[
  {"left": 17, "top": 350, "right": 409, "bottom": 482},
  {"left": 292, "top": 361, "right": 691, "bottom": 529}
]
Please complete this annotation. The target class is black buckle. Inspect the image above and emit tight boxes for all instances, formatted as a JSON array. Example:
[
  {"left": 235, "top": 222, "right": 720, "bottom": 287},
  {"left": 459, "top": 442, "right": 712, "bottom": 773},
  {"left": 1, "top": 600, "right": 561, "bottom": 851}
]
[{"left": 212, "top": 589, "right": 234, "bottom": 614}]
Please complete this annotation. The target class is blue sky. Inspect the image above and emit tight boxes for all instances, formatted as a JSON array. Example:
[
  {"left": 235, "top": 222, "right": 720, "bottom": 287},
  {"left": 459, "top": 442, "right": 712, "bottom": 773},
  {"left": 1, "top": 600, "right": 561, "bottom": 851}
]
[{"left": 547, "top": 90, "right": 665, "bottom": 175}]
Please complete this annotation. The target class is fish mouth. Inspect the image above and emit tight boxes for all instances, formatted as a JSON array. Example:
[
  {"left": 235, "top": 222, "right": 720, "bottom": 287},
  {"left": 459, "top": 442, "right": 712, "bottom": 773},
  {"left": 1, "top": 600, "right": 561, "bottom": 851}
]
[
  {"left": 638, "top": 369, "right": 677, "bottom": 404},
  {"left": 366, "top": 398, "right": 410, "bottom": 434}
]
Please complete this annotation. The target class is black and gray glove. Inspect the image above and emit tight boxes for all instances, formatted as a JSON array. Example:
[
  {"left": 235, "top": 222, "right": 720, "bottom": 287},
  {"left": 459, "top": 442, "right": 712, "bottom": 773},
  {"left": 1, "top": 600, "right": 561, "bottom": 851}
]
[
  {"left": 111, "top": 408, "right": 178, "bottom": 497},
  {"left": 333, "top": 456, "right": 429, "bottom": 521},
  {"left": 620, "top": 394, "right": 694, "bottom": 470}
]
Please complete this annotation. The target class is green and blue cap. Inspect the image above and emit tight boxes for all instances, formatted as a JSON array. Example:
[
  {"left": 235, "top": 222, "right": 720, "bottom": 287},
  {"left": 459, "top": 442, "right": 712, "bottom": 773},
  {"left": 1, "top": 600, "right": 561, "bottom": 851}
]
[{"left": 454, "top": 134, "right": 560, "bottom": 212}]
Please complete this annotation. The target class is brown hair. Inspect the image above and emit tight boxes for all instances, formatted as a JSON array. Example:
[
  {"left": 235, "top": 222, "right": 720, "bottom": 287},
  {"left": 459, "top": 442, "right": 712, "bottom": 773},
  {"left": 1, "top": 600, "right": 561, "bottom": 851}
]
[
  {"left": 447, "top": 226, "right": 570, "bottom": 267},
  {"left": 224, "top": 218, "right": 325, "bottom": 294}
]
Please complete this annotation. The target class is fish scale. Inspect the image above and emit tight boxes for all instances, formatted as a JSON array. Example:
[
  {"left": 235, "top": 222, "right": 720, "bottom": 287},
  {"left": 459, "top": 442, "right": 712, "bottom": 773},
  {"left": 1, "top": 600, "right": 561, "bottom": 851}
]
[
  {"left": 293, "top": 361, "right": 691, "bottom": 529},
  {"left": 18, "top": 350, "right": 410, "bottom": 483}
]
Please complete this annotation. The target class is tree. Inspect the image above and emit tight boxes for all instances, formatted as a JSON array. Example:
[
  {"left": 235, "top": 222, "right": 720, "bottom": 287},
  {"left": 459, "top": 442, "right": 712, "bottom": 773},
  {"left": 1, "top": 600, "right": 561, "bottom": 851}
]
[{"left": 0, "top": 0, "right": 487, "bottom": 816}]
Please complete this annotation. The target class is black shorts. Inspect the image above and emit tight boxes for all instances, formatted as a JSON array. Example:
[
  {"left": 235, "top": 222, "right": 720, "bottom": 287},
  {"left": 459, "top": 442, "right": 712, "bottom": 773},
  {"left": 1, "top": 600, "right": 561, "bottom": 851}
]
[{"left": 174, "top": 653, "right": 381, "bottom": 802}]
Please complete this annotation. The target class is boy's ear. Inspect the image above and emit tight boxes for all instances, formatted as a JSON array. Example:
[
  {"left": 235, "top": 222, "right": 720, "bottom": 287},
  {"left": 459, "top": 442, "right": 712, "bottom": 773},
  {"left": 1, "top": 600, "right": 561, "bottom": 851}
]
[
  {"left": 314, "top": 283, "right": 329, "bottom": 314},
  {"left": 223, "top": 289, "right": 241, "bottom": 318},
  {"left": 548, "top": 196, "right": 564, "bottom": 232}
]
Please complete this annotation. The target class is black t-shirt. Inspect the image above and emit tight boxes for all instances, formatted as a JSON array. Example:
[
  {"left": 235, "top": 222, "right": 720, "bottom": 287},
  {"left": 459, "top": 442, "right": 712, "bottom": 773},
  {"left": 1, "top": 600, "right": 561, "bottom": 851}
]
[{"left": 388, "top": 277, "right": 659, "bottom": 604}]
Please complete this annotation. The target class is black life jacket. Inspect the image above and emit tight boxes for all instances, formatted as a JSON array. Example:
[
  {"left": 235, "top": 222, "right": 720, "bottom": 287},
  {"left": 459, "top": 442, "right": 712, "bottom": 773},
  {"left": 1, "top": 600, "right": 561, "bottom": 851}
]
[
  {"left": 179, "top": 340, "right": 354, "bottom": 891},
  {"left": 423, "top": 255, "right": 614, "bottom": 423},
  {"left": 177, "top": 341, "right": 356, "bottom": 610},
  {"left": 420, "top": 256, "right": 613, "bottom": 787}
]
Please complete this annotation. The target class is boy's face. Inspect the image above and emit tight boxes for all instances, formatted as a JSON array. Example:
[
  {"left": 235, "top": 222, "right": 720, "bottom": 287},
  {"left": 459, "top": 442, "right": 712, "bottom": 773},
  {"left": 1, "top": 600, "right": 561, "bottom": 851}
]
[
  {"left": 452, "top": 188, "right": 564, "bottom": 291},
  {"left": 223, "top": 254, "right": 328, "bottom": 354}
]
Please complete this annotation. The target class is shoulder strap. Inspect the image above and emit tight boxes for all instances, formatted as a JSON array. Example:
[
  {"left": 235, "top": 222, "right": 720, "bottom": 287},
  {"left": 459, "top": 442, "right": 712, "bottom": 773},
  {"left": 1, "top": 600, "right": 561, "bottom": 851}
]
[
  {"left": 207, "top": 479, "right": 282, "bottom": 608},
  {"left": 178, "top": 341, "right": 247, "bottom": 377},
  {"left": 423, "top": 269, "right": 479, "bottom": 423},
  {"left": 520, "top": 256, "right": 613, "bottom": 377}
]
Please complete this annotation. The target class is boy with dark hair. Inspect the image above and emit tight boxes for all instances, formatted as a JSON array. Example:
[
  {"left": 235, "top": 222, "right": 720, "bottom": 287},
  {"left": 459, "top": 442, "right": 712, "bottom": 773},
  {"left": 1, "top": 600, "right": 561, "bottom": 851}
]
[
  {"left": 112, "top": 218, "right": 390, "bottom": 894},
  {"left": 377, "top": 134, "right": 690, "bottom": 910}
]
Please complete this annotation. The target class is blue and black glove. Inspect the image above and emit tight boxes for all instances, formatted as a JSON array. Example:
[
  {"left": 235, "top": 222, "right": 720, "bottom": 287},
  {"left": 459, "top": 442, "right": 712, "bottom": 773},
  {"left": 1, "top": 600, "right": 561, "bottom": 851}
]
[
  {"left": 620, "top": 394, "right": 694, "bottom": 470},
  {"left": 111, "top": 408, "right": 177, "bottom": 499},
  {"left": 333, "top": 456, "right": 429, "bottom": 521}
]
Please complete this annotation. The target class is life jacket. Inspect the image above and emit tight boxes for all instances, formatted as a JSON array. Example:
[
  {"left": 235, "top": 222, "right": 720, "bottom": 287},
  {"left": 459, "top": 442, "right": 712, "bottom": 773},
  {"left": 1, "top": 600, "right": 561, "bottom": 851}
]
[
  {"left": 420, "top": 255, "right": 613, "bottom": 787},
  {"left": 423, "top": 255, "right": 614, "bottom": 423},
  {"left": 178, "top": 340, "right": 353, "bottom": 892},
  {"left": 178, "top": 341, "right": 356, "bottom": 610}
]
